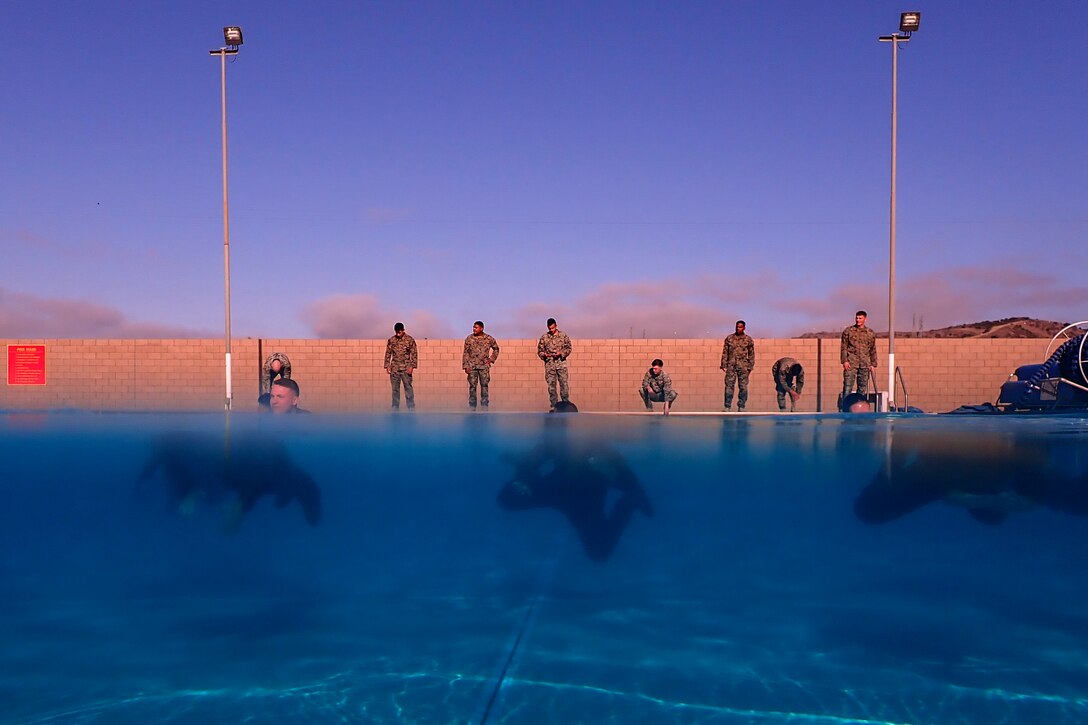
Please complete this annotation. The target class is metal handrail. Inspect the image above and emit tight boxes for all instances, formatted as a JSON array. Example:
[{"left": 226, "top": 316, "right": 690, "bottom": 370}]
[{"left": 893, "top": 366, "right": 908, "bottom": 412}]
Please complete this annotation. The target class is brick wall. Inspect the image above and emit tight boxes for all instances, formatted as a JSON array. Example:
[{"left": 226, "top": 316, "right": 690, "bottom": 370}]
[{"left": 1, "top": 337, "right": 1052, "bottom": 413}]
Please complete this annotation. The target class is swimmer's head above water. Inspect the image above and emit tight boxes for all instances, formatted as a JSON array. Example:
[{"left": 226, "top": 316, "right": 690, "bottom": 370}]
[{"left": 841, "top": 393, "right": 872, "bottom": 413}]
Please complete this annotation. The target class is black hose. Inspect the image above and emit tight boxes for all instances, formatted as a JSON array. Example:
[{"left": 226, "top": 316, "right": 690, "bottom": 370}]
[{"left": 1008, "top": 335, "right": 1082, "bottom": 410}]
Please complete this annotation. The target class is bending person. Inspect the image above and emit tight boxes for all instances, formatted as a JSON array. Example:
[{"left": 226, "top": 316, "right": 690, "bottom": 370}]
[
  {"left": 259, "top": 352, "right": 292, "bottom": 407},
  {"left": 772, "top": 357, "right": 805, "bottom": 412}
]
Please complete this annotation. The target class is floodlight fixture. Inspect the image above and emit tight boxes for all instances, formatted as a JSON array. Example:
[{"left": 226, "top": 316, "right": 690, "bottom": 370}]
[
  {"left": 224, "top": 26, "right": 243, "bottom": 48},
  {"left": 899, "top": 12, "right": 921, "bottom": 34}
]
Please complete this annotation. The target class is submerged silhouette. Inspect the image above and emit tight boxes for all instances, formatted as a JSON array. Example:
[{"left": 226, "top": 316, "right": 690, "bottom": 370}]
[
  {"left": 854, "top": 428, "right": 1088, "bottom": 525},
  {"left": 137, "top": 432, "right": 322, "bottom": 532},
  {"left": 498, "top": 407, "right": 653, "bottom": 562}
]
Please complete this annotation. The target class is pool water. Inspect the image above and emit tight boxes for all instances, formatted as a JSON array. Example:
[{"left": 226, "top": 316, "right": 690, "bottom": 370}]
[{"left": 2, "top": 412, "right": 1087, "bottom": 723}]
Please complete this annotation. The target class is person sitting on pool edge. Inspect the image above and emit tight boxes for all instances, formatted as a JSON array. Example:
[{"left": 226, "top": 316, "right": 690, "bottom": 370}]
[
  {"left": 269, "top": 378, "right": 310, "bottom": 414},
  {"left": 640, "top": 359, "right": 678, "bottom": 416}
]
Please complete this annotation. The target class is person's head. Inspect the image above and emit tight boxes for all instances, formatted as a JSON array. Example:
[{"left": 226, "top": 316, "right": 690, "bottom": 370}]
[
  {"left": 473, "top": 321, "right": 484, "bottom": 335},
  {"left": 651, "top": 358, "right": 664, "bottom": 373},
  {"left": 544, "top": 400, "right": 579, "bottom": 431},
  {"left": 394, "top": 322, "right": 405, "bottom": 337},
  {"left": 547, "top": 318, "right": 557, "bottom": 334},
  {"left": 735, "top": 320, "right": 746, "bottom": 334},
  {"left": 270, "top": 358, "right": 283, "bottom": 374},
  {"left": 789, "top": 363, "right": 803, "bottom": 377},
  {"left": 855, "top": 311, "right": 868, "bottom": 327},
  {"left": 270, "top": 378, "right": 301, "bottom": 413},
  {"left": 841, "top": 392, "right": 871, "bottom": 413}
]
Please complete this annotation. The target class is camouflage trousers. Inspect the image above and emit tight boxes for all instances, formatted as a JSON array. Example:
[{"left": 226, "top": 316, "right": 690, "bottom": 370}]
[
  {"left": 467, "top": 367, "right": 491, "bottom": 409},
  {"left": 842, "top": 366, "right": 872, "bottom": 398},
  {"left": 775, "top": 381, "right": 796, "bottom": 412},
  {"left": 390, "top": 371, "right": 414, "bottom": 410},
  {"left": 724, "top": 366, "right": 751, "bottom": 409},
  {"left": 640, "top": 388, "right": 677, "bottom": 409},
  {"left": 544, "top": 364, "right": 569, "bottom": 408}
]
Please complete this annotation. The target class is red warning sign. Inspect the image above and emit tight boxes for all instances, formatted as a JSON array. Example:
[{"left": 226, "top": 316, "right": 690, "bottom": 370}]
[{"left": 7, "top": 345, "right": 46, "bottom": 385}]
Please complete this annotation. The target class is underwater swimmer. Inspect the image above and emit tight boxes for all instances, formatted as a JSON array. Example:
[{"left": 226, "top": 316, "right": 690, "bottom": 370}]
[
  {"left": 137, "top": 432, "right": 321, "bottom": 532},
  {"left": 852, "top": 429, "right": 1085, "bottom": 525},
  {"left": 498, "top": 403, "right": 653, "bottom": 561}
]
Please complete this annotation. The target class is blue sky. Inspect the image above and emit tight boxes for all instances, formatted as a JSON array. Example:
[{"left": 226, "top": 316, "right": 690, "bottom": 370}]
[{"left": 2, "top": 1, "right": 1086, "bottom": 339}]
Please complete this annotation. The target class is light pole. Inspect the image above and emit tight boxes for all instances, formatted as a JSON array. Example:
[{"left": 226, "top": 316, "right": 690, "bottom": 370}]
[
  {"left": 878, "top": 12, "right": 919, "bottom": 412},
  {"left": 210, "top": 26, "right": 243, "bottom": 411}
]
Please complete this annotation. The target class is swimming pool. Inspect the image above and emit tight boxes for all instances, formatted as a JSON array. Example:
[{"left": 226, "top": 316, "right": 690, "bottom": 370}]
[{"left": 2, "top": 412, "right": 1087, "bottom": 723}]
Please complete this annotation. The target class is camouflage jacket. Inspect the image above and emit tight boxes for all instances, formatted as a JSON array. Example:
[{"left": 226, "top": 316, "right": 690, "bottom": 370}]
[
  {"left": 384, "top": 334, "right": 418, "bottom": 372},
  {"left": 537, "top": 330, "right": 572, "bottom": 367},
  {"left": 641, "top": 368, "right": 675, "bottom": 396},
  {"left": 840, "top": 325, "right": 877, "bottom": 367},
  {"left": 721, "top": 333, "right": 755, "bottom": 371},
  {"left": 463, "top": 333, "right": 500, "bottom": 369},
  {"left": 772, "top": 357, "right": 805, "bottom": 393},
  {"left": 260, "top": 352, "right": 292, "bottom": 395}
]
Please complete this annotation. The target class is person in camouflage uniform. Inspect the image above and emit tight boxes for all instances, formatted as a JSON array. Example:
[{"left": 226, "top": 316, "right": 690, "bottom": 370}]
[
  {"left": 720, "top": 320, "right": 755, "bottom": 411},
  {"left": 537, "top": 317, "right": 572, "bottom": 411},
  {"left": 771, "top": 357, "right": 805, "bottom": 412},
  {"left": 384, "top": 322, "right": 418, "bottom": 411},
  {"left": 841, "top": 310, "right": 877, "bottom": 399},
  {"left": 462, "top": 320, "right": 500, "bottom": 410},
  {"left": 640, "top": 359, "right": 678, "bottom": 415},
  {"left": 261, "top": 352, "right": 292, "bottom": 396}
]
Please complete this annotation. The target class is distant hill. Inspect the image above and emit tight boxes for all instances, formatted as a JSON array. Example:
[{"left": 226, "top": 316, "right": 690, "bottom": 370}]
[{"left": 799, "top": 317, "right": 1077, "bottom": 339}]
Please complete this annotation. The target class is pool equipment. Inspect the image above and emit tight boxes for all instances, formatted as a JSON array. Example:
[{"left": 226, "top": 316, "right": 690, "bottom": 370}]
[{"left": 997, "top": 321, "right": 1088, "bottom": 411}]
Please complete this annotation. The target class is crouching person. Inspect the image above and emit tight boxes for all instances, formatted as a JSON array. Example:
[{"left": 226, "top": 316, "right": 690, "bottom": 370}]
[{"left": 639, "top": 359, "right": 678, "bottom": 416}]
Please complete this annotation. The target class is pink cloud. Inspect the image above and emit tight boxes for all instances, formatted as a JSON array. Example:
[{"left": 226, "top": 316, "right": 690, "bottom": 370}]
[
  {"left": 8, "top": 229, "right": 118, "bottom": 262},
  {"left": 500, "top": 264, "right": 1087, "bottom": 340},
  {"left": 895, "top": 267, "right": 1088, "bottom": 328},
  {"left": 500, "top": 277, "right": 744, "bottom": 338},
  {"left": 365, "top": 207, "right": 413, "bottom": 223},
  {"left": 14, "top": 230, "right": 55, "bottom": 250},
  {"left": 8, "top": 262, "right": 1079, "bottom": 343},
  {"left": 0, "top": 287, "right": 209, "bottom": 338},
  {"left": 301, "top": 294, "right": 455, "bottom": 339},
  {"left": 771, "top": 281, "right": 887, "bottom": 335},
  {"left": 778, "top": 265, "right": 1088, "bottom": 335}
]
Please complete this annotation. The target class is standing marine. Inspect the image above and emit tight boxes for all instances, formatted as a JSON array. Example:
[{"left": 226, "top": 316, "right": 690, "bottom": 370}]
[
  {"left": 841, "top": 310, "right": 877, "bottom": 399},
  {"left": 771, "top": 357, "right": 805, "bottom": 412},
  {"left": 721, "top": 320, "right": 755, "bottom": 411},
  {"left": 462, "top": 320, "right": 500, "bottom": 411},
  {"left": 537, "top": 317, "right": 572, "bottom": 411},
  {"left": 384, "top": 322, "right": 418, "bottom": 411}
]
